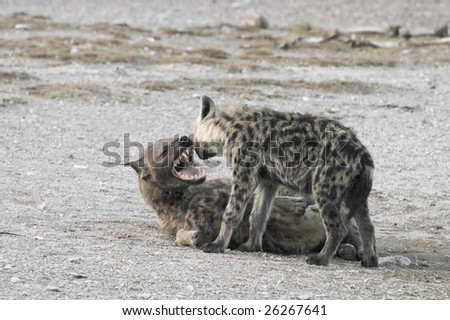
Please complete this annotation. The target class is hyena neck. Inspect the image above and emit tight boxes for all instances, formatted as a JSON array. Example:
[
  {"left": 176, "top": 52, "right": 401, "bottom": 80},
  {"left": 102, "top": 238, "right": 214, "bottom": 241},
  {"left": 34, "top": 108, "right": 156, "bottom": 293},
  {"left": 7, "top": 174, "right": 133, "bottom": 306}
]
[
  {"left": 144, "top": 184, "right": 185, "bottom": 208},
  {"left": 202, "top": 111, "right": 235, "bottom": 145},
  {"left": 142, "top": 185, "right": 186, "bottom": 235}
]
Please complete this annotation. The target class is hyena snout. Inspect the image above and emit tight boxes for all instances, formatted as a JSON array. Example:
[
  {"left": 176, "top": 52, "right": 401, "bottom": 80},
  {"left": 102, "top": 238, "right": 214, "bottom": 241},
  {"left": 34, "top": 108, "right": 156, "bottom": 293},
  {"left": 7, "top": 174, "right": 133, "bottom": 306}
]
[{"left": 194, "top": 142, "right": 220, "bottom": 160}]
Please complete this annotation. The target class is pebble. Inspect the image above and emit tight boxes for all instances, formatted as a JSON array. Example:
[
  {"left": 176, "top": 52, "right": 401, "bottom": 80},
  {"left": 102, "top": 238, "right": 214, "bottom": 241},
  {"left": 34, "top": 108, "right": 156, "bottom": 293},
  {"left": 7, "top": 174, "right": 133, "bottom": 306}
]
[
  {"left": 45, "top": 286, "right": 61, "bottom": 292},
  {"left": 186, "top": 284, "right": 194, "bottom": 291},
  {"left": 69, "top": 273, "right": 87, "bottom": 279},
  {"left": 73, "top": 165, "right": 88, "bottom": 169},
  {"left": 137, "top": 293, "right": 153, "bottom": 299},
  {"left": 379, "top": 255, "right": 412, "bottom": 267},
  {"left": 11, "top": 277, "right": 22, "bottom": 283},
  {"left": 15, "top": 24, "right": 30, "bottom": 30},
  {"left": 242, "top": 14, "right": 269, "bottom": 29},
  {"left": 37, "top": 202, "right": 47, "bottom": 211},
  {"left": 68, "top": 257, "right": 84, "bottom": 264}
]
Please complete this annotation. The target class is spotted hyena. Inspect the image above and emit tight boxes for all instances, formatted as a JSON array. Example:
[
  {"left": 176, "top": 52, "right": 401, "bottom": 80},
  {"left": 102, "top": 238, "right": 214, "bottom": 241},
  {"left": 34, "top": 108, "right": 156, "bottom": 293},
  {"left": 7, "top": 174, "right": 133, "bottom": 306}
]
[
  {"left": 194, "top": 96, "right": 378, "bottom": 267},
  {"left": 127, "top": 135, "right": 363, "bottom": 260}
]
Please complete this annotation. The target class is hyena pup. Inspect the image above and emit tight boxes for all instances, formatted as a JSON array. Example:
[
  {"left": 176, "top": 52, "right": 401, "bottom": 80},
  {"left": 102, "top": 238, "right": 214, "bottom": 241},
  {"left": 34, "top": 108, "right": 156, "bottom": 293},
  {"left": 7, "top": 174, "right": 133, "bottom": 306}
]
[{"left": 194, "top": 95, "right": 378, "bottom": 267}]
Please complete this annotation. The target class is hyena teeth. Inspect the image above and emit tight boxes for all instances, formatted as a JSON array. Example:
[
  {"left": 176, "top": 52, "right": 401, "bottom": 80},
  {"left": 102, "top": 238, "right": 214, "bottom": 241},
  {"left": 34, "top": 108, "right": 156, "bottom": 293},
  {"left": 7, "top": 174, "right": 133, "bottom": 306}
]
[{"left": 180, "top": 150, "right": 189, "bottom": 161}]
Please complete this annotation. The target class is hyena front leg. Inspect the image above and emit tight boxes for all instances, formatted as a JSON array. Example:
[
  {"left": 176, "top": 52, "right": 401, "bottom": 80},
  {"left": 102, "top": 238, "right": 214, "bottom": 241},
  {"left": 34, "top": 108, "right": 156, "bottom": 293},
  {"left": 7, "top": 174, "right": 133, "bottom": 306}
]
[
  {"left": 201, "top": 179, "right": 255, "bottom": 253},
  {"left": 237, "top": 181, "right": 279, "bottom": 252}
]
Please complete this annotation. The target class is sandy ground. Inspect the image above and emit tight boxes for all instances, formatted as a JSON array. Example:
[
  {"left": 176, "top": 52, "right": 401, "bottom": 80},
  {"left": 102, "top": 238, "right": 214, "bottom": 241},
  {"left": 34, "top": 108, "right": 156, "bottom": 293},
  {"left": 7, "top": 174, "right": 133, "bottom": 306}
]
[{"left": 1, "top": 0, "right": 449, "bottom": 299}]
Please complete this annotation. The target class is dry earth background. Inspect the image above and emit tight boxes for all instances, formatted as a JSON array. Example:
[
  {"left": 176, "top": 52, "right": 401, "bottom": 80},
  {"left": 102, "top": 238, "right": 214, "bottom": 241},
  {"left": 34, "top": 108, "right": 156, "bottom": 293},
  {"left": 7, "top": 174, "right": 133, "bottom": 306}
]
[{"left": 1, "top": 0, "right": 449, "bottom": 299}]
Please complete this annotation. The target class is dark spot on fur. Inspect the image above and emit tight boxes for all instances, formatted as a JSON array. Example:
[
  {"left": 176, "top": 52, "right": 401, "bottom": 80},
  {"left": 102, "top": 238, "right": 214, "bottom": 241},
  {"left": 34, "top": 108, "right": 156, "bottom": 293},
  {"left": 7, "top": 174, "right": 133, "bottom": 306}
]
[
  {"left": 292, "top": 135, "right": 301, "bottom": 146},
  {"left": 270, "top": 118, "right": 279, "bottom": 128},
  {"left": 222, "top": 114, "right": 233, "bottom": 122},
  {"left": 247, "top": 126, "right": 254, "bottom": 137},
  {"left": 330, "top": 185, "right": 337, "bottom": 199},
  {"left": 258, "top": 166, "right": 269, "bottom": 179},
  {"left": 233, "top": 123, "right": 243, "bottom": 131},
  {"left": 229, "top": 131, "right": 238, "bottom": 142}
]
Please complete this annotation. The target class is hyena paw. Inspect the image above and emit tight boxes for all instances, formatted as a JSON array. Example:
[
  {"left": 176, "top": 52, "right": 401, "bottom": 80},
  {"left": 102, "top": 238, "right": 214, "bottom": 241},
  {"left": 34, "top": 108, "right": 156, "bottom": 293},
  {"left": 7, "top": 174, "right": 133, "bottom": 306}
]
[
  {"left": 192, "top": 232, "right": 209, "bottom": 248},
  {"left": 306, "top": 254, "right": 330, "bottom": 266},
  {"left": 201, "top": 242, "right": 225, "bottom": 254},
  {"left": 236, "top": 242, "right": 262, "bottom": 252},
  {"left": 361, "top": 255, "right": 379, "bottom": 268},
  {"left": 337, "top": 244, "right": 360, "bottom": 262}
]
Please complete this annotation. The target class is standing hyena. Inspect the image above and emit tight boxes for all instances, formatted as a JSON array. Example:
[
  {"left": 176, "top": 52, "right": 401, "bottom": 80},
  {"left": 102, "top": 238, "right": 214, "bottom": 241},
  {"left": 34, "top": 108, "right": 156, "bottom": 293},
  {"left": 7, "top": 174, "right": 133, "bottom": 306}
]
[{"left": 194, "top": 95, "right": 378, "bottom": 267}]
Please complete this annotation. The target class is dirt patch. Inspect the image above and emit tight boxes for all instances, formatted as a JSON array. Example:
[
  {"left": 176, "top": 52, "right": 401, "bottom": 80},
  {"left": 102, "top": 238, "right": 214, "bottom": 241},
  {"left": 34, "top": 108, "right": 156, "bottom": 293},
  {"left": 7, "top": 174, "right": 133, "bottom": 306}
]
[
  {"left": 0, "top": 70, "right": 36, "bottom": 82},
  {"left": 27, "top": 83, "right": 111, "bottom": 101},
  {"left": 2, "top": 12, "right": 449, "bottom": 68}
]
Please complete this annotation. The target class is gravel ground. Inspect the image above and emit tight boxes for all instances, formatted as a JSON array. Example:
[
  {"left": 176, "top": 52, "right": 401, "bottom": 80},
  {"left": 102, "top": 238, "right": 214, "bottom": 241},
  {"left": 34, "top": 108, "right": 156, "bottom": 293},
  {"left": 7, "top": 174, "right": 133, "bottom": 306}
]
[{"left": 1, "top": 0, "right": 449, "bottom": 299}]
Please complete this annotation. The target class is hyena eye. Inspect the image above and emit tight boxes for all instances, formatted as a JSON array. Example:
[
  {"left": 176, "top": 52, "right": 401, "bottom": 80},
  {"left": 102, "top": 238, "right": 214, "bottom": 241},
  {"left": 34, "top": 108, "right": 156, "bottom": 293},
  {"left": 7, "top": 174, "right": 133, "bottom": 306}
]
[{"left": 142, "top": 174, "right": 151, "bottom": 181}]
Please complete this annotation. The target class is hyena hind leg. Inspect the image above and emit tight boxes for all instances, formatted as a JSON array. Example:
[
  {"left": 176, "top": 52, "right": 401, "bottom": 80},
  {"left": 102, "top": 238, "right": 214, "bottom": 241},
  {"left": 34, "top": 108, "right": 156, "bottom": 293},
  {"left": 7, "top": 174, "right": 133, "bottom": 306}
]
[
  {"left": 350, "top": 200, "right": 378, "bottom": 267},
  {"left": 307, "top": 201, "right": 347, "bottom": 266},
  {"left": 336, "top": 216, "right": 364, "bottom": 261},
  {"left": 345, "top": 167, "right": 378, "bottom": 268},
  {"left": 237, "top": 181, "right": 279, "bottom": 252}
]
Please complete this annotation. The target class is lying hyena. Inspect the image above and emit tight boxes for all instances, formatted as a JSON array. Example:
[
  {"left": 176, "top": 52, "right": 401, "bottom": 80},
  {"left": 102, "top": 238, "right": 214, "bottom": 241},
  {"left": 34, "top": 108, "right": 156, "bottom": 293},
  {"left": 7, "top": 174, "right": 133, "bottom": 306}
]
[
  {"left": 127, "top": 135, "right": 363, "bottom": 260},
  {"left": 194, "top": 96, "right": 378, "bottom": 267}
]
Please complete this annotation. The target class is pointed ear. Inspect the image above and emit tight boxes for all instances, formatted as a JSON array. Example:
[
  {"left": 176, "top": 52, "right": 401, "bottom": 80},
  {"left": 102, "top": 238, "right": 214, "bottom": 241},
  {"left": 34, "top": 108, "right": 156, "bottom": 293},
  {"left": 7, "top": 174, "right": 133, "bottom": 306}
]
[
  {"left": 200, "top": 95, "right": 216, "bottom": 120},
  {"left": 124, "top": 159, "right": 142, "bottom": 174}
]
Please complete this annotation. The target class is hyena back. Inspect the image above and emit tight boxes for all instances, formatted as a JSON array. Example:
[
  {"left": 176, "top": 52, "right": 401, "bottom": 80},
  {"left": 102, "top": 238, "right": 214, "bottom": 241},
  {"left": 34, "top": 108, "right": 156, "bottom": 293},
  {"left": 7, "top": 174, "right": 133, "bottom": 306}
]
[{"left": 194, "top": 95, "right": 378, "bottom": 267}]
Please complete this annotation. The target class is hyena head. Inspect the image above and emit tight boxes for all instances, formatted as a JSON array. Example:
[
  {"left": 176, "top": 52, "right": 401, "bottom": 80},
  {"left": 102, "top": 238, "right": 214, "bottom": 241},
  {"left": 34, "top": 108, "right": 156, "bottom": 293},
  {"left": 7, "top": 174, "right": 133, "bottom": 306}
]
[
  {"left": 127, "top": 135, "right": 206, "bottom": 195},
  {"left": 194, "top": 95, "right": 225, "bottom": 160}
]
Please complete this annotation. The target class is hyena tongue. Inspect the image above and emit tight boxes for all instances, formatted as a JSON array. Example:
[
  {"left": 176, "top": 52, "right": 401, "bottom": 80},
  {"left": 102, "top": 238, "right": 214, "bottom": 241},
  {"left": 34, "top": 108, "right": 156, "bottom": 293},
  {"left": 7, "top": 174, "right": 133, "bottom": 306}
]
[{"left": 179, "top": 166, "right": 200, "bottom": 177}]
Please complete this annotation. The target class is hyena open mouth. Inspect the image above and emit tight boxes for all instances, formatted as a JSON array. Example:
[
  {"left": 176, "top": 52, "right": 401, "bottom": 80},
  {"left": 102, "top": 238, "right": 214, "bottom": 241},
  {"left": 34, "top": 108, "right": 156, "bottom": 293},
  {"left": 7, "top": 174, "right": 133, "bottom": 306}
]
[{"left": 172, "top": 146, "right": 205, "bottom": 181}]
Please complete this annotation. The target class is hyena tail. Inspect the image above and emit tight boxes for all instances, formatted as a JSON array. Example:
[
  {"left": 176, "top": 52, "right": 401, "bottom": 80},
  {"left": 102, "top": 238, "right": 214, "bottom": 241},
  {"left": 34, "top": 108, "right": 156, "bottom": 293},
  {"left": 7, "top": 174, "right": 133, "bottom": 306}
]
[
  {"left": 345, "top": 153, "right": 378, "bottom": 267},
  {"left": 349, "top": 156, "right": 374, "bottom": 204}
]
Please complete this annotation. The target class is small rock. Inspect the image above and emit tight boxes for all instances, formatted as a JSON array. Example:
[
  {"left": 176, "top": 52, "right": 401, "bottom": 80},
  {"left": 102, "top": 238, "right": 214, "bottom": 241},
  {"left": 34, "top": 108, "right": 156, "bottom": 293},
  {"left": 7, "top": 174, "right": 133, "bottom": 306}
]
[
  {"left": 69, "top": 273, "right": 87, "bottom": 279},
  {"left": 186, "top": 284, "right": 194, "bottom": 291},
  {"left": 15, "top": 24, "right": 30, "bottom": 30},
  {"left": 33, "top": 236, "right": 44, "bottom": 240},
  {"left": 279, "top": 42, "right": 290, "bottom": 50},
  {"left": 379, "top": 255, "right": 412, "bottom": 267},
  {"left": 73, "top": 165, "right": 88, "bottom": 169},
  {"left": 434, "top": 24, "right": 449, "bottom": 38},
  {"left": 45, "top": 286, "right": 61, "bottom": 292},
  {"left": 242, "top": 14, "right": 269, "bottom": 29},
  {"left": 11, "top": 277, "right": 22, "bottom": 283},
  {"left": 137, "top": 293, "right": 153, "bottom": 299},
  {"left": 68, "top": 257, "right": 84, "bottom": 264},
  {"left": 37, "top": 202, "right": 47, "bottom": 211}
]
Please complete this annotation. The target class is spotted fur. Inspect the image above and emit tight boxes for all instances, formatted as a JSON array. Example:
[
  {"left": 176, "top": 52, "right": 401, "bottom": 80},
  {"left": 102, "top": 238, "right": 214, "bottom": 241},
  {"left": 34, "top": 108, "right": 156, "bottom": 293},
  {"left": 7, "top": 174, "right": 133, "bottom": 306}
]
[
  {"left": 127, "top": 135, "right": 363, "bottom": 260},
  {"left": 194, "top": 96, "right": 378, "bottom": 267}
]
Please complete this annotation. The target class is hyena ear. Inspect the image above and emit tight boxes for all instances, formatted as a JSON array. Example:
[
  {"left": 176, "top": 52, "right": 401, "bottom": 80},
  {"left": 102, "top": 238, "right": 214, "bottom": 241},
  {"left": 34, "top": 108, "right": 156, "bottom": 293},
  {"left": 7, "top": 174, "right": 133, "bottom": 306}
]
[
  {"left": 200, "top": 95, "right": 216, "bottom": 120},
  {"left": 125, "top": 159, "right": 142, "bottom": 174}
]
